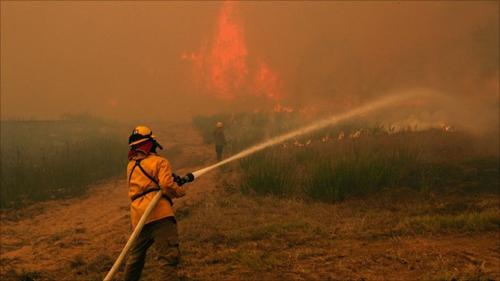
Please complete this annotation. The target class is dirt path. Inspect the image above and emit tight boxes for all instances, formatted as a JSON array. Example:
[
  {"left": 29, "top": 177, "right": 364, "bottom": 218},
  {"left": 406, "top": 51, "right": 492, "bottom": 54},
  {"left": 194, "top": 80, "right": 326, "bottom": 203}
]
[{"left": 0, "top": 123, "right": 218, "bottom": 280}]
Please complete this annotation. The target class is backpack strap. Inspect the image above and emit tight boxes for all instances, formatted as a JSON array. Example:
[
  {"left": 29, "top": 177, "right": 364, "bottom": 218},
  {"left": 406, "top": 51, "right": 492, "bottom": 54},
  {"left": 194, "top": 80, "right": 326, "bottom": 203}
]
[
  {"left": 129, "top": 159, "right": 173, "bottom": 206},
  {"left": 135, "top": 160, "right": 159, "bottom": 186}
]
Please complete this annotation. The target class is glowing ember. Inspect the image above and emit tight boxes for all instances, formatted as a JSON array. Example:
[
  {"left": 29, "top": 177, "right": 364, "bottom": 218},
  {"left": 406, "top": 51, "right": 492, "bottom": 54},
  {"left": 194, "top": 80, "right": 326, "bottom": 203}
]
[
  {"left": 182, "top": 1, "right": 284, "bottom": 105},
  {"left": 273, "top": 103, "right": 294, "bottom": 113},
  {"left": 441, "top": 124, "right": 455, "bottom": 132}
]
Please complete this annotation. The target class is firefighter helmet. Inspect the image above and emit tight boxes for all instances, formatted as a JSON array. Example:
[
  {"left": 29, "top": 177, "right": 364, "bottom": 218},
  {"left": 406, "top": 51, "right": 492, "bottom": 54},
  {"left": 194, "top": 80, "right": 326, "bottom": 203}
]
[{"left": 128, "top": 126, "right": 156, "bottom": 147}]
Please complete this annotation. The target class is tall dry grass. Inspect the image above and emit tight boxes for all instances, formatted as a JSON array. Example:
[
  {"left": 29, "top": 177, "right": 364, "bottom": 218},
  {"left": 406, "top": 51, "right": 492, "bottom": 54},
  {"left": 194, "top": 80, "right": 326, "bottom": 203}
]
[
  {"left": 0, "top": 116, "right": 125, "bottom": 208},
  {"left": 239, "top": 129, "right": 498, "bottom": 202}
]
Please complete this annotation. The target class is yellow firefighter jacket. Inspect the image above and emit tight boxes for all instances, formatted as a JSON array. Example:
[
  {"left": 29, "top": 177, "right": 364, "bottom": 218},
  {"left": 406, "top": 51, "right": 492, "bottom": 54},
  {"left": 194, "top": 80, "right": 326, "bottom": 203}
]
[{"left": 127, "top": 152, "right": 185, "bottom": 228}]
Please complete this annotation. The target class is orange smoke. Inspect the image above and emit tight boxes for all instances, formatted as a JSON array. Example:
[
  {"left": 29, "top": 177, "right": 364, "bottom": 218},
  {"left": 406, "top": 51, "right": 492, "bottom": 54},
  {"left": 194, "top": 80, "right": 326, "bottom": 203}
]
[{"left": 182, "top": 1, "right": 283, "bottom": 104}]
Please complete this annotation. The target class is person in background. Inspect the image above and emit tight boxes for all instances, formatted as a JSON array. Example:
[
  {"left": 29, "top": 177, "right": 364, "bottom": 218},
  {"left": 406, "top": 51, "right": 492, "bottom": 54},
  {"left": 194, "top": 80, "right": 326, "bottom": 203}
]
[
  {"left": 213, "top": 121, "right": 226, "bottom": 161},
  {"left": 125, "top": 126, "right": 185, "bottom": 281}
]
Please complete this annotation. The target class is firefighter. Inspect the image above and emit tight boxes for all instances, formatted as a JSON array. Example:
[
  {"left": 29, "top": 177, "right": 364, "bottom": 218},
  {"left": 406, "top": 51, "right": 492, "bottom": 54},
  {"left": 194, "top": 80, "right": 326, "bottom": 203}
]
[
  {"left": 124, "top": 126, "right": 185, "bottom": 281},
  {"left": 213, "top": 121, "right": 226, "bottom": 161}
]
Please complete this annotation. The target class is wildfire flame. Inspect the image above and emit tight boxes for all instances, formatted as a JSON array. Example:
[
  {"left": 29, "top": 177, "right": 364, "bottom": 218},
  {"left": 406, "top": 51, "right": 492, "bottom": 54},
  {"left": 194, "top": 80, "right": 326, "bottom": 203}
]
[
  {"left": 254, "top": 61, "right": 280, "bottom": 101},
  {"left": 182, "top": 1, "right": 284, "bottom": 106}
]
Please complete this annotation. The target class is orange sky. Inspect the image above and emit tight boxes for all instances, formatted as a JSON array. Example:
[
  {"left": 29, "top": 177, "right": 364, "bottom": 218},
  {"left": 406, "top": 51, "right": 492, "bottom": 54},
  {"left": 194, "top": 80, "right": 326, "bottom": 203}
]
[{"left": 1, "top": 1, "right": 498, "bottom": 124}]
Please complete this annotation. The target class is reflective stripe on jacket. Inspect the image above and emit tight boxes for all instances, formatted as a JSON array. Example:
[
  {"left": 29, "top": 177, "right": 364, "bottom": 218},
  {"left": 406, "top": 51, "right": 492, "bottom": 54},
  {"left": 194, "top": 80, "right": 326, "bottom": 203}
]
[{"left": 127, "top": 153, "right": 185, "bottom": 228}]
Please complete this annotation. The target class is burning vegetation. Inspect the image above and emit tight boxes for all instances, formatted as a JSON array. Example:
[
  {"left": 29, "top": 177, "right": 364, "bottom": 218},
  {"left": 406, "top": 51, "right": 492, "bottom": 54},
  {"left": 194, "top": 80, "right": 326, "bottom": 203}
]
[{"left": 182, "top": 1, "right": 284, "bottom": 108}]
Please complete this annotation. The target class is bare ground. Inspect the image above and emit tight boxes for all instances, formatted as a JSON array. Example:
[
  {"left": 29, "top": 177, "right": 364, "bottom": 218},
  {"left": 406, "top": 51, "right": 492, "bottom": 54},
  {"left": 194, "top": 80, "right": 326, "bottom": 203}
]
[{"left": 1, "top": 123, "right": 499, "bottom": 281}]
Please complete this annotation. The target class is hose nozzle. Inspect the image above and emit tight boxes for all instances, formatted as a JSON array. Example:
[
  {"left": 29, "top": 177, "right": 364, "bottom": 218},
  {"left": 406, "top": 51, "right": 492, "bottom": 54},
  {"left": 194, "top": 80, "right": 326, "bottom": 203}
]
[{"left": 172, "top": 172, "right": 195, "bottom": 186}]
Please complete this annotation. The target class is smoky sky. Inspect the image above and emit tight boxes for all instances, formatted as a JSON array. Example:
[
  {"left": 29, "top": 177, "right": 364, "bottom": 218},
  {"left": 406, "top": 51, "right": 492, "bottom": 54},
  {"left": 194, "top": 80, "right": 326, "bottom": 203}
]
[{"left": 1, "top": 1, "right": 498, "bottom": 127}]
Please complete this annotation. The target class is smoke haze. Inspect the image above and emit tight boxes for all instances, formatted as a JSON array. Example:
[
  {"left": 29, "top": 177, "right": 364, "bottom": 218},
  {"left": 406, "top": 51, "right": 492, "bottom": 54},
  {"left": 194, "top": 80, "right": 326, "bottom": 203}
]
[{"left": 1, "top": 1, "right": 498, "bottom": 131}]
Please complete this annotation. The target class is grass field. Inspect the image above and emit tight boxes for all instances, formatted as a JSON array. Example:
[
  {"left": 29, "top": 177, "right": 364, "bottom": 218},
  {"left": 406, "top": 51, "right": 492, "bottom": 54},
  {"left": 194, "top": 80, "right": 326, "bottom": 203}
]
[
  {"left": 174, "top": 171, "right": 500, "bottom": 280},
  {"left": 1, "top": 119, "right": 498, "bottom": 281},
  {"left": 182, "top": 115, "right": 500, "bottom": 280},
  {"left": 240, "top": 129, "right": 499, "bottom": 203},
  {"left": 193, "top": 112, "right": 499, "bottom": 203},
  {"left": 0, "top": 116, "right": 126, "bottom": 208}
]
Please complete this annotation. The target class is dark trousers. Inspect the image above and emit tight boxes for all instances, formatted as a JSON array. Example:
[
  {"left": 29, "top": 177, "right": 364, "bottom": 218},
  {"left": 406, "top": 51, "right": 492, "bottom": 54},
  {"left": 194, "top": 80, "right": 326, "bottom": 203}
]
[
  {"left": 215, "top": 144, "right": 223, "bottom": 161},
  {"left": 124, "top": 217, "right": 180, "bottom": 281}
]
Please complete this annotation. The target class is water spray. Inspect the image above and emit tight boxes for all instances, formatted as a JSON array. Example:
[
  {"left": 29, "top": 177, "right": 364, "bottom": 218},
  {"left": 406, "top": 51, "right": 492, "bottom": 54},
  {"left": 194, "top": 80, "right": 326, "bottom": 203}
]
[{"left": 103, "top": 92, "right": 417, "bottom": 280}]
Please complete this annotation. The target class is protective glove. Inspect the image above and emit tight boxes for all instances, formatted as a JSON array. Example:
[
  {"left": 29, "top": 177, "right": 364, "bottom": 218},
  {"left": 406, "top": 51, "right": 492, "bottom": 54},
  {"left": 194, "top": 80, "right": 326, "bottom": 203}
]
[{"left": 172, "top": 172, "right": 195, "bottom": 186}]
